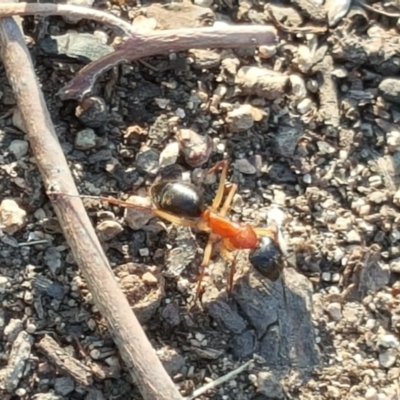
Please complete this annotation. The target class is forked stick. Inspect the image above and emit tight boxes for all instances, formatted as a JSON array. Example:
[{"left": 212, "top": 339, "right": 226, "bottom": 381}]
[{"left": 0, "top": 16, "right": 183, "bottom": 400}]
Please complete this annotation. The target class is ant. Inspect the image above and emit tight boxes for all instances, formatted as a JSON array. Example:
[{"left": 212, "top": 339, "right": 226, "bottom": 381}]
[{"left": 51, "top": 161, "right": 289, "bottom": 299}]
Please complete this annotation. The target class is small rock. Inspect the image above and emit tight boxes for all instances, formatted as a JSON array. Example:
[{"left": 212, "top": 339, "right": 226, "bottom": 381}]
[
  {"left": 0, "top": 199, "right": 27, "bottom": 234},
  {"left": 334, "top": 217, "right": 352, "bottom": 231},
  {"left": 390, "top": 258, "right": 400, "bottom": 273},
  {"left": 142, "top": 272, "right": 158, "bottom": 286},
  {"left": 176, "top": 129, "right": 213, "bottom": 167},
  {"left": 317, "top": 141, "right": 336, "bottom": 154},
  {"left": 303, "top": 174, "right": 312, "bottom": 184},
  {"left": 325, "top": 385, "right": 341, "bottom": 399},
  {"left": 74, "top": 128, "right": 97, "bottom": 150},
  {"left": 379, "top": 78, "right": 400, "bottom": 105},
  {"left": 157, "top": 346, "right": 184, "bottom": 376},
  {"left": 54, "top": 376, "right": 75, "bottom": 396},
  {"left": 225, "top": 104, "right": 264, "bottom": 132},
  {"left": 203, "top": 288, "right": 247, "bottom": 334},
  {"left": 379, "top": 349, "right": 397, "bottom": 368},
  {"left": 124, "top": 196, "right": 153, "bottom": 230},
  {"left": 234, "top": 159, "right": 256, "bottom": 175},
  {"left": 32, "top": 276, "right": 64, "bottom": 300},
  {"left": 159, "top": 142, "right": 179, "bottom": 168},
  {"left": 258, "top": 44, "right": 276, "bottom": 59},
  {"left": 321, "top": 272, "right": 331, "bottom": 282},
  {"left": 9, "top": 139, "right": 29, "bottom": 159},
  {"left": 257, "top": 371, "right": 284, "bottom": 398},
  {"left": 161, "top": 302, "right": 181, "bottom": 326},
  {"left": 236, "top": 66, "right": 288, "bottom": 99},
  {"left": 347, "top": 229, "right": 362, "bottom": 244},
  {"left": 4, "top": 318, "right": 24, "bottom": 342},
  {"left": 75, "top": 96, "right": 108, "bottom": 128},
  {"left": 231, "top": 330, "right": 255, "bottom": 359},
  {"left": 3, "top": 331, "right": 33, "bottom": 392},
  {"left": 189, "top": 48, "right": 221, "bottom": 69},
  {"left": 43, "top": 247, "right": 62, "bottom": 275},
  {"left": 0, "top": 276, "right": 9, "bottom": 294},
  {"left": 96, "top": 220, "right": 123, "bottom": 242},
  {"left": 297, "top": 98, "right": 313, "bottom": 114},
  {"left": 365, "top": 387, "right": 378, "bottom": 400},
  {"left": 377, "top": 333, "right": 399, "bottom": 349},
  {"left": 88, "top": 149, "right": 112, "bottom": 164},
  {"left": 368, "top": 191, "right": 388, "bottom": 204},
  {"left": 136, "top": 148, "right": 160, "bottom": 176},
  {"left": 326, "top": 302, "right": 342, "bottom": 321},
  {"left": 326, "top": 0, "right": 351, "bottom": 26},
  {"left": 12, "top": 108, "right": 27, "bottom": 133}
]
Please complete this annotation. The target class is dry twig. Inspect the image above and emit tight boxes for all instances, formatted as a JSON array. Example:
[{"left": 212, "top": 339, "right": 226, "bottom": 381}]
[
  {"left": 0, "top": 2, "right": 136, "bottom": 35},
  {"left": 184, "top": 361, "right": 253, "bottom": 400},
  {"left": 0, "top": 16, "right": 183, "bottom": 400}
]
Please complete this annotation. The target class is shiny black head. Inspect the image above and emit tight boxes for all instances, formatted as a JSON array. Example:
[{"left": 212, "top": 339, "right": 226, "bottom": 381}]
[
  {"left": 249, "top": 236, "right": 282, "bottom": 281},
  {"left": 151, "top": 181, "right": 204, "bottom": 218}
]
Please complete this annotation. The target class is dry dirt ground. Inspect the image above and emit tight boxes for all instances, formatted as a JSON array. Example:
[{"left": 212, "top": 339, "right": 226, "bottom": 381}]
[{"left": 0, "top": 0, "right": 400, "bottom": 399}]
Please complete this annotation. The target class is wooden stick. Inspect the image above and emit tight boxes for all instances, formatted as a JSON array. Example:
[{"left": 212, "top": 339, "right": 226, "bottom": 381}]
[
  {"left": 0, "top": 2, "right": 136, "bottom": 35},
  {"left": 0, "top": 16, "right": 183, "bottom": 400}
]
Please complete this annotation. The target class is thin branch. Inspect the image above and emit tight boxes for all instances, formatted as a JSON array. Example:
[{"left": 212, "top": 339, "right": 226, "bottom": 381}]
[
  {"left": 61, "top": 24, "right": 278, "bottom": 100},
  {"left": 0, "top": 16, "right": 183, "bottom": 400},
  {"left": 0, "top": 2, "right": 136, "bottom": 35},
  {"left": 184, "top": 360, "right": 253, "bottom": 400}
]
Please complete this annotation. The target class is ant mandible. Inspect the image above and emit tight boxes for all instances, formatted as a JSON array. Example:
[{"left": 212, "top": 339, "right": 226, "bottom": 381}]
[{"left": 55, "top": 161, "right": 288, "bottom": 299}]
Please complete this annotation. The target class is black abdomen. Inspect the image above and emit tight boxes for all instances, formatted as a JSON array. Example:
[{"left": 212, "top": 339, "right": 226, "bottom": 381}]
[
  {"left": 249, "top": 236, "right": 282, "bottom": 281},
  {"left": 150, "top": 181, "right": 204, "bottom": 218}
]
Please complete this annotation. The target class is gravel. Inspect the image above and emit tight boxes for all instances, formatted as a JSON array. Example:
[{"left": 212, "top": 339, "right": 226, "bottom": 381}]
[{"left": 1, "top": 1, "right": 400, "bottom": 399}]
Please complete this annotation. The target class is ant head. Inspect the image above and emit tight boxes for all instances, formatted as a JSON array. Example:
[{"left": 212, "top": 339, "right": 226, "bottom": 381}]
[{"left": 249, "top": 236, "right": 282, "bottom": 281}]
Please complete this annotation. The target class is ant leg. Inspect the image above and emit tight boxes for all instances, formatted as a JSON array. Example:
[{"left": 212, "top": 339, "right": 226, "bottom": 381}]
[
  {"left": 219, "top": 183, "right": 237, "bottom": 217},
  {"left": 152, "top": 209, "right": 198, "bottom": 229},
  {"left": 195, "top": 234, "right": 216, "bottom": 301},
  {"left": 209, "top": 160, "right": 229, "bottom": 211},
  {"left": 220, "top": 244, "right": 236, "bottom": 296}
]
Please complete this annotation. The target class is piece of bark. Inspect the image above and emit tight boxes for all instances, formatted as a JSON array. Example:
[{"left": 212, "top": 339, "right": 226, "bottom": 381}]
[
  {"left": 36, "top": 335, "right": 93, "bottom": 386},
  {"left": 0, "top": 16, "right": 183, "bottom": 400}
]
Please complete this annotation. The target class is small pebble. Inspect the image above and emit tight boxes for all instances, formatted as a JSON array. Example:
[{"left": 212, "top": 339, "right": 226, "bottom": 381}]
[
  {"left": 136, "top": 148, "right": 160, "bottom": 176},
  {"left": 96, "top": 220, "right": 123, "bottom": 242},
  {"left": 347, "top": 229, "right": 362, "bottom": 244},
  {"left": 142, "top": 272, "right": 158, "bottom": 285},
  {"left": 176, "top": 129, "right": 213, "bottom": 168},
  {"left": 303, "top": 174, "right": 312, "bottom": 184},
  {"left": 365, "top": 387, "right": 378, "bottom": 400},
  {"left": 4, "top": 318, "right": 24, "bottom": 342},
  {"left": 379, "top": 77, "right": 400, "bottom": 105},
  {"left": 75, "top": 96, "right": 108, "bottom": 128},
  {"left": 321, "top": 272, "right": 331, "bottom": 282},
  {"left": 326, "top": 302, "right": 342, "bottom": 321},
  {"left": 0, "top": 199, "right": 27, "bottom": 235},
  {"left": 124, "top": 196, "right": 153, "bottom": 230},
  {"left": 379, "top": 349, "right": 397, "bottom": 368},
  {"left": 225, "top": 104, "right": 259, "bottom": 132},
  {"left": 258, "top": 44, "right": 276, "bottom": 59},
  {"left": 297, "top": 98, "right": 313, "bottom": 114},
  {"left": 159, "top": 142, "right": 179, "bottom": 168},
  {"left": 139, "top": 248, "right": 150, "bottom": 257},
  {"left": 234, "top": 158, "right": 256, "bottom": 175},
  {"left": 9, "top": 139, "right": 29, "bottom": 159},
  {"left": 54, "top": 376, "right": 75, "bottom": 396},
  {"left": 74, "top": 128, "right": 97, "bottom": 150}
]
